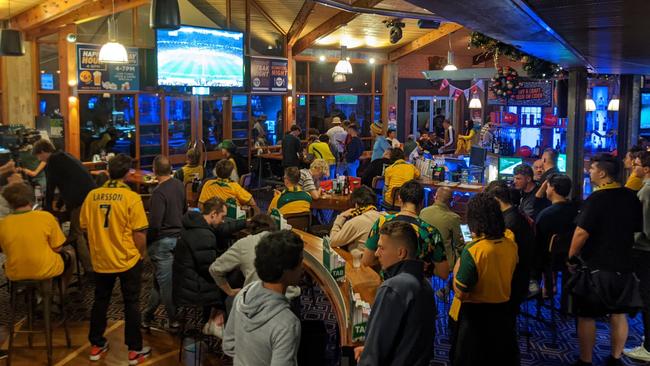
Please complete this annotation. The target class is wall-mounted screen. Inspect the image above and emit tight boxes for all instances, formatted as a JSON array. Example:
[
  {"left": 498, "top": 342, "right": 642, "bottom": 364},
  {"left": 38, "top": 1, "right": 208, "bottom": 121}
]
[
  {"left": 642, "top": 93, "right": 650, "bottom": 129},
  {"left": 334, "top": 94, "right": 358, "bottom": 105},
  {"left": 558, "top": 153, "right": 567, "bottom": 173},
  {"left": 498, "top": 156, "right": 523, "bottom": 177},
  {"left": 156, "top": 26, "right": 244, "bottom": 88}
]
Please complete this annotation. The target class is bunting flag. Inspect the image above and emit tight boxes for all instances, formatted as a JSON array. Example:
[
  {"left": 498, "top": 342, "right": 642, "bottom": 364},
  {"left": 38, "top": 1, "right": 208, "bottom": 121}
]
[
  {"left": 440, "top": 79, "right": 485, "bottom": 101},
  {"left": 439, "top": 79, "right": 450, "bottom": 91}
]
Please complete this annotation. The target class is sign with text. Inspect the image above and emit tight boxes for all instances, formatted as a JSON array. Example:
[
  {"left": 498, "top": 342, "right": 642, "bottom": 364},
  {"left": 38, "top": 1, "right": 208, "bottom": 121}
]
[
  {"left": 250, "top": 57, "right": 288, "bottom": 92},
  {"left": 488, "top": 81, "right": 552, "bottom": 106},
  {"left": 77, "top": 44, "right": 140, "bottom": 91}
]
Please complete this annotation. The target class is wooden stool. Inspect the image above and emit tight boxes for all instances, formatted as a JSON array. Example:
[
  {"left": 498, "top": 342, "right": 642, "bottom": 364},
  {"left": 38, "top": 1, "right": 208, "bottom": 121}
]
[{"left": 8, "top": 278, "right": 71, "bottom": 366}]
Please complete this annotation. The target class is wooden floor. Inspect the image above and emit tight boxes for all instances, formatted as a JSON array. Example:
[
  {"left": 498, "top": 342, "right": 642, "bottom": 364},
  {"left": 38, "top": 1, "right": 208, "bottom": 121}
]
[{"left": 3, "top": 319, "right": 228, "bottom": 365}]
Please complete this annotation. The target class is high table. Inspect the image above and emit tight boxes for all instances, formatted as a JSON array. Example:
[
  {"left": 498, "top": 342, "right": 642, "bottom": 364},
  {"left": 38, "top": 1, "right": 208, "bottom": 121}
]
[{"left": 294, "top": 228, "right": 381, "bottom": 346}]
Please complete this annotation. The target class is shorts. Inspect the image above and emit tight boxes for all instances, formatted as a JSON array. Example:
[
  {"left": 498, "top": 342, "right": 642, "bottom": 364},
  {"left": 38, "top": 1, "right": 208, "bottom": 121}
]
[{"left": 571, "top": 269, "right": 643, "bottom": 318}]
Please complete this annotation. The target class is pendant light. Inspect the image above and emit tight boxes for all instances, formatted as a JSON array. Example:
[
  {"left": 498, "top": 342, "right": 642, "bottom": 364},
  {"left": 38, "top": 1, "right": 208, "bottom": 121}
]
[
  {"left": 607, "top": 97, "right": 619, "bottom": 111},
  {"left": 469, "top": 94, "right": 482, "bottom": 109},
  {"left": 443, "top": 34, "right": 457, "bottom": 71},
  {"left": 334, "top": 27, "right": 353, "bottom": 75},
  {"left": 99, "top": 0, "right": 129, "bottom": 64},
  {"left": 150, "top": 0, "right": 181, "bottom": 29},
  {"left": 0, "top": 0, "right": 25, "bottom": 57},
  {"left": 585, "top": 98, "right": 596, "bottom": 112}
]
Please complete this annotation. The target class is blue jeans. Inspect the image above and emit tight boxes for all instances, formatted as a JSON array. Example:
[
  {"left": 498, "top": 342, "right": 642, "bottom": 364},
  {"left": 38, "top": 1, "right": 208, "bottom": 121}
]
[{"left": 144, "top": 236, "right": 177, "bottom": 324}]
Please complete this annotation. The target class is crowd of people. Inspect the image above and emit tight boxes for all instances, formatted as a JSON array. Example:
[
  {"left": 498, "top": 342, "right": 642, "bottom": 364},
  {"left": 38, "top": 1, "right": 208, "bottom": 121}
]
[{"left": 1, "top": 120, "right": 650, "bottom": 366}]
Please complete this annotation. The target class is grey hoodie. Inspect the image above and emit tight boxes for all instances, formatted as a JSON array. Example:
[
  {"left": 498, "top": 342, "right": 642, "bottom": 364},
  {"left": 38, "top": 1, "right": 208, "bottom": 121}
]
[{"left": 223, "top": 281, "right": 301, "bottom": 366}]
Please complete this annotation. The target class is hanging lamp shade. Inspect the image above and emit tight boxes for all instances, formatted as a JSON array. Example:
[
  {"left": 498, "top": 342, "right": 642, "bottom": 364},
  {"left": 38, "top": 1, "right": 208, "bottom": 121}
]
[
  {"left": 585, "top": 98, "right": 596, "bottom": 112},
  {"left": 607, "top": 97, "right": 619, "bottom": 111},
  {"left": 334, "top": 59, "right": 353, "bottom": 75},
  {"left": 99, "top": 42, "right": 128, "bottom": 63},
  {"left": 150, "top": 0, "right": 181, "bottom": 30},
  {"left": 443, "top": 50, "right": 457, "bottom": 71},
  {"left": 469, "top": 95, "right": 482, "bottom": 109},
  {"left": 99, "top": 17, "right": 128, "bottom": 64},
  {"left": 0, "top": 28, "right": 25, "bottom": 56}
]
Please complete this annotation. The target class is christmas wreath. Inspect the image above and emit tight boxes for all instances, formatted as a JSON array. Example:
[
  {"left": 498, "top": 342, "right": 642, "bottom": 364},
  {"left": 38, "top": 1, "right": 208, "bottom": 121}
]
[{"left": 491, "top": 66, "right": 522, "bottom": 100}]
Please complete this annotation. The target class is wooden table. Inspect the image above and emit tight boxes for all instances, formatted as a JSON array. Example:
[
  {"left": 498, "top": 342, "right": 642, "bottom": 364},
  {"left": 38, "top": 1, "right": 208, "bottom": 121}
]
[
  {"left": 311, "top": 193, "right": 354, "bottom": 211},
  {"left": 294, "top": 228, "right": 381, "bottom": 346},
  {"left": 90, "top": 169, "right": 157, "bottom": 186}
]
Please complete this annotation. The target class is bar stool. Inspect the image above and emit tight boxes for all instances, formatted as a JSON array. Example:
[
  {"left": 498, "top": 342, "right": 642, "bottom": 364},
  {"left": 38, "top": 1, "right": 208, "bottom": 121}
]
[{"left": 7, "top": 277, "right": 71, "bottom": 366}]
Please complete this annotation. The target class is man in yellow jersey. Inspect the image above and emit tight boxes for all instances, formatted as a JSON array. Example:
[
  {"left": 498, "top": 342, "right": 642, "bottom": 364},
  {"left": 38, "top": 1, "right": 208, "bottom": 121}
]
[
  {"left": 0, "top": 183, "right": 76, "bottom": 285},
  {"left": 198, "top": 159, "right": 258, "bottom": 213},
  {"left": 80, "top": 154, "right": 151, "bottom": 365},
  {"left": 268, "top": 167, "right": 312, "bottom": 216},
  {"left": 383, "top": 148, "right": 420, "bottom": 209}
]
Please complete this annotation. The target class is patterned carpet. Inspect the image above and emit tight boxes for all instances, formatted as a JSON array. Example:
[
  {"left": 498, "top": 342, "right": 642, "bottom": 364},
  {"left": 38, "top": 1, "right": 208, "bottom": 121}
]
[{"left": 0, "top": 257, "right": 648, "bottom": 365}]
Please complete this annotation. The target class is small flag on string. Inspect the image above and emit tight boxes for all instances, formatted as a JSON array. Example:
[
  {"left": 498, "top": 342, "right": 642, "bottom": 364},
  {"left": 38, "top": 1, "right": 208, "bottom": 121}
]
[{"left": 439, "top": 79, "right": 450, "bottom": 91}]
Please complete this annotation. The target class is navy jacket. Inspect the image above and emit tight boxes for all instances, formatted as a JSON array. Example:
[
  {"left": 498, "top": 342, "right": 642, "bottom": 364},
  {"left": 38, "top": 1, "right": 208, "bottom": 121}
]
[{"left": 358, "top": 260, "right": 436, "bottom": 366}]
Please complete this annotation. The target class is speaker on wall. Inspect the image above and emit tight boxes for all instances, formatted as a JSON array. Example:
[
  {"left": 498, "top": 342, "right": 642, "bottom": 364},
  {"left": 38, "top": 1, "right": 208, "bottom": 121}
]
[{"left": 556, "top": 79, "right": 568, "bottom": 118}]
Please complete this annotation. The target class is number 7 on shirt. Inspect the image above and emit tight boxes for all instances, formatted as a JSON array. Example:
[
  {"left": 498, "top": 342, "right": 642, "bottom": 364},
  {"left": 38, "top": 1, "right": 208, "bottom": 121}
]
[{"left": 99, "top": 204, "right": 112, "bottom": 228}]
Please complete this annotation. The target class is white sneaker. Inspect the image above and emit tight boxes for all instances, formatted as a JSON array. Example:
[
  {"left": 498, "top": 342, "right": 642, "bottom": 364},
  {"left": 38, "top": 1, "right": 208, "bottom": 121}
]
[
  {"left": 202, "top": 321, "right": 224, "bottom": 338},
  {"left": 624, "top": 345, "right": 650, "bottom": 362}
]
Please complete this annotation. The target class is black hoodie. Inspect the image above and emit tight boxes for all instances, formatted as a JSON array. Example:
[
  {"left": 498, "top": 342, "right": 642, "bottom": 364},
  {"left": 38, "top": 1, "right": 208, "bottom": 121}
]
[{"left": 172, "top": 211, "right": 247, "bottom": 307}]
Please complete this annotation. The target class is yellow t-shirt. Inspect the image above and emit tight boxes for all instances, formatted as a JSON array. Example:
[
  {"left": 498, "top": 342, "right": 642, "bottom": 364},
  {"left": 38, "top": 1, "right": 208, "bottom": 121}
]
[
  {"left": 180, "top": 165, "right": 204, "bottom": 185},
  {"left": 0, "top": 210, "right": 66, "bottom": 281},
  {"left": 626, "top": 173, "right": 644, "bottom": 191},
  {"left": 79, "top": 180, "right": 148, "bottom": 273},
  {"left": 198, "top": 178, "right": 252, "bottom": 206},
  {"left": 308, "top": 142, "right": 336, "bottom": 165},
  {"left": 450, "top": 236, "right": 518, "bottom": 320},
  {"left": 268, "top": 186, "right": 313, "bottom": 215},
  {"left": 383, "top": 159, "right": 421, "bottom": 205}
]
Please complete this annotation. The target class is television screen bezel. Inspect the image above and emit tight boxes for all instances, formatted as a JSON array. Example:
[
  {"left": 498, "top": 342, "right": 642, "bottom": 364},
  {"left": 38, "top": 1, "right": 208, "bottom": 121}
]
[{"left": 155, "top": 25, "right": 246, "bottom": 89}]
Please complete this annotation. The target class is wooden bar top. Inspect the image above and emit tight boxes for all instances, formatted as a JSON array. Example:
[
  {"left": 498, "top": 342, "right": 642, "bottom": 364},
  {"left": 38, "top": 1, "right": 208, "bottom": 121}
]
[{"left": 294, "top": 228, "right": 381, "bottom": 306}]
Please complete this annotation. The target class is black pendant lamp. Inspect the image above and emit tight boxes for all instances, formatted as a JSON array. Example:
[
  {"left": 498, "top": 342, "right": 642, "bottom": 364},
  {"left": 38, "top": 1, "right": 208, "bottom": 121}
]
[
  {"left": 150, "top": 0, "right": 181, "bottom": 30},
  {"left": 0, "top": 29, "right": 25, "bottom": 56},
  {"left": 0, "top": 0, "right": 25, "bottom": 57}
]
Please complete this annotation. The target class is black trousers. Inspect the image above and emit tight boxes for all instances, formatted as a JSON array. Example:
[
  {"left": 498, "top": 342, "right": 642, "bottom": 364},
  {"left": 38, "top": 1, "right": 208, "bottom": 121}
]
[
  {"left": 89, "top": 261, "right": 143, "bottom": 350},
  {"left": 633, "top": 249, "right": 650, "bottom": 350},
  {"left": 450, "top": 302, "right": 520, "bottom": 366}
]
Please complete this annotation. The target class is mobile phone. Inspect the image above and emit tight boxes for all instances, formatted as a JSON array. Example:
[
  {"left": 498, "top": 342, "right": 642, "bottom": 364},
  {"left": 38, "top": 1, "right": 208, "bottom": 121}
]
[{"left": 460, "top": 224, "right": 473, "bottom": 243}]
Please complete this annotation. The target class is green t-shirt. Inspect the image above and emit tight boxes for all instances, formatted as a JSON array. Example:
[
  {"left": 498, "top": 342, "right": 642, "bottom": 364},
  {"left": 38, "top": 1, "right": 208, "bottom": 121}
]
[{"left": 366, "top": 213, "right": 446, "bottom": 263}]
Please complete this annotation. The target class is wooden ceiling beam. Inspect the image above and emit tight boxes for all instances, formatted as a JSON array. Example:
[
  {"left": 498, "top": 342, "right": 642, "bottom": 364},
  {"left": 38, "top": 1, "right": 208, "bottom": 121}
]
[
  {"left": 388, "top": 22, "right": 463, "bottom": 62},
  {"left": 24, "top": 0, "right": 149, "bottom": 40},
  {"left": 13, "top": 0, "right": 92, "bottom": 32},
  {"left": 249, "top": 0, "right": 286, "bottom": 35},
  {"left": 292, "top": 0, "right": 382, "bottom": 55},
  {"left": 287, "top": 0, "right": 315, "bottom": 46}
]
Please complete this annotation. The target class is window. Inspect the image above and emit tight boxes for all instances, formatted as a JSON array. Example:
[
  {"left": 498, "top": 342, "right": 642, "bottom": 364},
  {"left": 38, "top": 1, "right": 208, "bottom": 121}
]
[
  {"left": 165, "top": 96, "right": 191, "bottom": 156},
  {"left": 79, "top": 94, "right": 136, "bottom": 161},
  {"left": 138, "top": 94, "right": 162, "bottom": 169},
  {"left": 251, "top": 95, "right": 283, "bottom": 145},
  {"left": 38, "top": 43, "right": 60, "bottom": 90},
  {"left": 202, "top": 99, "right": 224, "bottom": 151}
]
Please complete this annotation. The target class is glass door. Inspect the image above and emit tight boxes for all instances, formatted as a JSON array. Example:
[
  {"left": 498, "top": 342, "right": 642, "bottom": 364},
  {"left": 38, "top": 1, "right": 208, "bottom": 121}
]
[{"left": 410, "top": 96, "right": 455, "bottom": 137}]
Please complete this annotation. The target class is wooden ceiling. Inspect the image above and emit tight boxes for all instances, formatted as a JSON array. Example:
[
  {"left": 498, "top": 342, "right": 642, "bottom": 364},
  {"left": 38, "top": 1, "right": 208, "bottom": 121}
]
[{"left": 0, "top": 0, "right": 43, "bottom": 21}]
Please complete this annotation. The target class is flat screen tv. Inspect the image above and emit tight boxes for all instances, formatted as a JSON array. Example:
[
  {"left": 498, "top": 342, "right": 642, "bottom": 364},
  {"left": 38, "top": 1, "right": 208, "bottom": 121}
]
[
  {"left": 498, "top": 157, "right": 523, "bottom": 177},
  {"left": 642, "top": 92, "right": 650, "bottom": 129},
  {"left": 558, "top": 153, "right": 567, "bottom": 173},
  {"left": 156, "top": 26, "right": 244, "bottom": 88}
]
